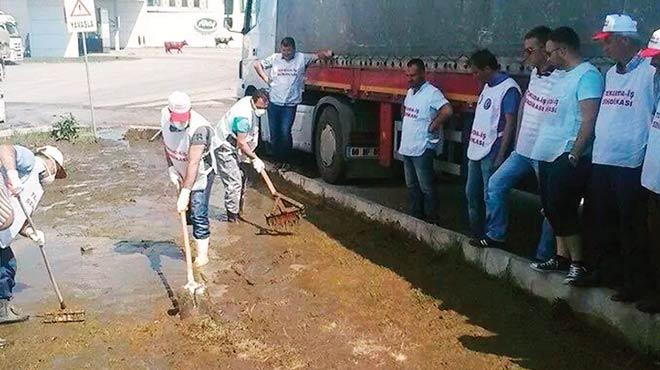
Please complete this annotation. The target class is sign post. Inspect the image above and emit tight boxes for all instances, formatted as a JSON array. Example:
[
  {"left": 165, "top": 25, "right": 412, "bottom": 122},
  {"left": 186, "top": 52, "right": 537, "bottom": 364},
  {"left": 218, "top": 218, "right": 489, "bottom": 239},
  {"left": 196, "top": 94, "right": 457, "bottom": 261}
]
[{"left": 64, "top": 0, "right": 98, "bottom": 139}]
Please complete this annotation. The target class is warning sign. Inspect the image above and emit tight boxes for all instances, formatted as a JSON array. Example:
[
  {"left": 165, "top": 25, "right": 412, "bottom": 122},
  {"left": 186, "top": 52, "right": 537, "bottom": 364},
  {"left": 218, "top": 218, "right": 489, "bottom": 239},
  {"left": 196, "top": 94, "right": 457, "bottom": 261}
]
[{"left": 64, "top": 0, "right": 97, "bottom": 33}]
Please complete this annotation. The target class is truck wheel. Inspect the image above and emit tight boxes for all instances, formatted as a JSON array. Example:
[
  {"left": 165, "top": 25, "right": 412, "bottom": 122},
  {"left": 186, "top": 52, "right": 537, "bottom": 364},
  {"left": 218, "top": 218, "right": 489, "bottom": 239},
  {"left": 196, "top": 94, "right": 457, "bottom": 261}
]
[{"left": 315, "top": 107, "right": 346, "bottom": 183}]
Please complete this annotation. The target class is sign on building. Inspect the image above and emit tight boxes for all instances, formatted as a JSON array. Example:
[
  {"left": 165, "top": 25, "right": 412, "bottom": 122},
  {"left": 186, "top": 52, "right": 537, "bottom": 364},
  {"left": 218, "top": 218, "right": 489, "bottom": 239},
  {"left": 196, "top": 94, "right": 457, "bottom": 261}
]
[{"left": 64, "top": 0, "right": 97, "bottom": 33}]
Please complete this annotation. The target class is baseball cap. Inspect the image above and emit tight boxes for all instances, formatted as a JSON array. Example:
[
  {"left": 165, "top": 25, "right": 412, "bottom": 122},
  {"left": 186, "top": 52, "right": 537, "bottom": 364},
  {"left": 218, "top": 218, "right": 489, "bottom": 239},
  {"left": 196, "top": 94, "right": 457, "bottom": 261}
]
[
  {"left": 592, "top": 14, "right": 638, "bottom": 40},
  {"left": 168, "top": 91, "right": 192, "bottom": 122},
  {"left": 640, "top": 28, "right": 660, "bottom": 58}
]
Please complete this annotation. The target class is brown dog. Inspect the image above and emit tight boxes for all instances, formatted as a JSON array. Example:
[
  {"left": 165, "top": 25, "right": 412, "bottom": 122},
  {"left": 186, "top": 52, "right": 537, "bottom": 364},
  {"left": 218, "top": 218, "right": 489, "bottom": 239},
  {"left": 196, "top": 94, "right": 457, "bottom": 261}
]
[{"left": 164, "top": 41, "right": 188, "bottom": 54}]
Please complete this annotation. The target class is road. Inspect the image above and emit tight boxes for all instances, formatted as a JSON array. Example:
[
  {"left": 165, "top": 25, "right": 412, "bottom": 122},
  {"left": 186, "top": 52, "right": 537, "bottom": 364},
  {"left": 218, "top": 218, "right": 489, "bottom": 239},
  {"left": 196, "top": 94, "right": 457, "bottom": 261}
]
[{"left": 1, "top": 48, "right": 240, "bottom": 129}]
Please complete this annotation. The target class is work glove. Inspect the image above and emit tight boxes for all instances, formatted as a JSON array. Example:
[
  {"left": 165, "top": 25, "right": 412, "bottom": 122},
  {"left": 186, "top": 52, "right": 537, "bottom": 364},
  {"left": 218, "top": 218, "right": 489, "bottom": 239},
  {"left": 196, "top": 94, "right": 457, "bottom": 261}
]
[
  {"left": 5, "top": 170, "right": 22, "bottom": 195},
  {"left": 177, "top": 188, "right": 191, "bottom": 213},
  {"left": 168, "top": 166, "right": 182, "bottom": 190},
  {"left": 252, "top": 157, "right": 265, "bottom": 174},
  {"left": 26, "top": 227, "right": 45, "bottom": 246}
]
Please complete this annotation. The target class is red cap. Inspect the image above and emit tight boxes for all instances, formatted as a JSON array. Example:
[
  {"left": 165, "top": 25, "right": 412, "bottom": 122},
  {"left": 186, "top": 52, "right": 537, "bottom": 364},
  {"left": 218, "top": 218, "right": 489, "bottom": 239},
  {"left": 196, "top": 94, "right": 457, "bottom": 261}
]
[
  {"left": 169, "top": 110, "right": 191, "bottom": 123},
  {"left": 640, "top": 47, "right": 660, "bottom": 58},
  {"left": 592, "top": 31, "right": 612, "bottom": 40}
]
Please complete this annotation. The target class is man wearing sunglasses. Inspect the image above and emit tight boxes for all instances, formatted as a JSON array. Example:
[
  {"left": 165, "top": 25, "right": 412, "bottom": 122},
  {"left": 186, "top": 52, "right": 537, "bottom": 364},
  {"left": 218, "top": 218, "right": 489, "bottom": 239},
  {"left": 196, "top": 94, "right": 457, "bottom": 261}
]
[
  {"left": 529, "top": 27, "right": 604, "bottom": 286},
  {"left": 589, "top": 15, "right": 656, "bottom": 303},
  {"left": 473, "top": 26, "right": 560, "bottom": 264}
]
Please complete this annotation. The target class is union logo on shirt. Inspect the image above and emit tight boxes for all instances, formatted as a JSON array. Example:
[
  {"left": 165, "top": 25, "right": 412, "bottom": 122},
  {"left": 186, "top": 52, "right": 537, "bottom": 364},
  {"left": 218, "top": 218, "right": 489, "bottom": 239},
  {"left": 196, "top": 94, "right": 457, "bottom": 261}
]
[{"left": 483, "top": 98, "right": 492, "bottom": 110}]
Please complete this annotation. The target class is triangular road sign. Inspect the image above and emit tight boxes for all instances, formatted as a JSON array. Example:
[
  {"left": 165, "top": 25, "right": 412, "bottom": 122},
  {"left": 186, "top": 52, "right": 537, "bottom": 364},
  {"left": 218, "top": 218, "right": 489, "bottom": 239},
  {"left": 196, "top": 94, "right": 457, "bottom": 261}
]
[{"left": 70, "top": 0, "right": 92, "bottom": 17}]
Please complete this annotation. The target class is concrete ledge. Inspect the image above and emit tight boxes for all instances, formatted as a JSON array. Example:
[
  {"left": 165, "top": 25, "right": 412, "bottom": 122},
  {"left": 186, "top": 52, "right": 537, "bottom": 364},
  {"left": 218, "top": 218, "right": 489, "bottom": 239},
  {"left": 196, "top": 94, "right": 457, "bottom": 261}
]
[
  {"left": 278, "top": 169, "right": 660, "bottom": 355},
  {"left": 0, "top": 125, "right": 53, "bottom": 138}
]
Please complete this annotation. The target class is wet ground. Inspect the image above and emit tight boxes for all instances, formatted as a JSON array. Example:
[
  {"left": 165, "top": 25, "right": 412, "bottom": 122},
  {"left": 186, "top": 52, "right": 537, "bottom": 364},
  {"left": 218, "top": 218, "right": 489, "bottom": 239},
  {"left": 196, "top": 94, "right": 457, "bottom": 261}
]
[{"left": 0, "top": 133, "right": 658, "bottom": 369}]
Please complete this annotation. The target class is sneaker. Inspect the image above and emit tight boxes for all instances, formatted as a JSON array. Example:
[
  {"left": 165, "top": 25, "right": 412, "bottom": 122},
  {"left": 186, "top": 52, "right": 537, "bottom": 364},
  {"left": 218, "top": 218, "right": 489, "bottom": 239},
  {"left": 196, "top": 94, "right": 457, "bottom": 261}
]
[
  {"left": 469, "top": 237, "right": 504, "bottom": 249},
  {"left": 563, "top": 264, "right": 588, "bottom": 285},
  {"left": 530, "top": 256, "right": 569, "bottom": 273}
]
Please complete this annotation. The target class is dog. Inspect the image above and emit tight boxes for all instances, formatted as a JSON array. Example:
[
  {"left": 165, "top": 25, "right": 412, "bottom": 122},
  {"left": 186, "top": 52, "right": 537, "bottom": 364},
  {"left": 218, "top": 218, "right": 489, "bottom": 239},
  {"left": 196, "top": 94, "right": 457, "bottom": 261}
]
[
  {"left": 215, "top": 36, "right": 233, "bottom": 48},
  {"left": 164, "top": 41, "right": 188, "bottom": 54}
]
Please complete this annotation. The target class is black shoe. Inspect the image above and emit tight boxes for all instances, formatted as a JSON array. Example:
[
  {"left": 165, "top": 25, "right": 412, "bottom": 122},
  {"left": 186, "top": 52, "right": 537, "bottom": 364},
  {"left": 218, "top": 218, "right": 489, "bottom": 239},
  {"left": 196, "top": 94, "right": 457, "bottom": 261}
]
[
  {"left": 611, "top": 289, "right": 643, "bottom": 303},
  {"left": 636, "top": 297, "right": 660, "bottom": 314},
  {"left": 470, "top": 237, "right": 504, "bottom": 249},
  {"left": 530, "top": 256, "right": 570, "bottom": 273},
  {"left": 563, "top": 264, "right": 589, "bottom": 285}
]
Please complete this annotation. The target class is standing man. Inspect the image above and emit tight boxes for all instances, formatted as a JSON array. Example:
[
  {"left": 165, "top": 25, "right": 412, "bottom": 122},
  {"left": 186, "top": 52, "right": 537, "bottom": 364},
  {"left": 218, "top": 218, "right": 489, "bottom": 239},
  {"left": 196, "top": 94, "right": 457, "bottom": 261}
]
[
  {"left": 529, "top": 27, "right": 604, "bottom": 285},
  {"left": 216, "top": 89, "right": 269, "bottom": 222},
  {"left": 590, "top": 15, "right": 656, "bottom": 301},
  {"left": 637, "top": 28, "right": 660, "bottom": 314},
  {"left": 0, "top": 144, "right": 67, "bottom": 324},
  {"left": 474, "top": 27, "right": 559, "bottom": 261},
  {"left": 253, "top": 37, "right": 333, "bottom": 169},
  {"left": 162, "top": 91, "right": 218, "bottom": 267},
  {"left": 398, "top": 59, "right": 453, "bottom": 224},
  {"left": 466, "top": 49, "right": 521, "bottom": 239}
]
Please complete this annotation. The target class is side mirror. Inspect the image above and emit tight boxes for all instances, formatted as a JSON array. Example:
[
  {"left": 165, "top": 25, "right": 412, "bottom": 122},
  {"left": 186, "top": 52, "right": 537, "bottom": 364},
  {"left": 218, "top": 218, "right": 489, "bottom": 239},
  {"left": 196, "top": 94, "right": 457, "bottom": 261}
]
[{"left": 223, "top": 16, "right": 242, "bottom": 34}]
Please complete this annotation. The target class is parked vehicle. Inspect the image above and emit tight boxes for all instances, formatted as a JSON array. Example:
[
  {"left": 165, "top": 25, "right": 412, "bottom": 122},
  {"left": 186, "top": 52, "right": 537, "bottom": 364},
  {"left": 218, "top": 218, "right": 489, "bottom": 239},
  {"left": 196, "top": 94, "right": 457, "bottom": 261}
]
[
  {"left": 225, "top": 0, "right": 659, "bottom": 183},
  {"left": 0, "top": 12, "right": 23, "bottom": 64}
]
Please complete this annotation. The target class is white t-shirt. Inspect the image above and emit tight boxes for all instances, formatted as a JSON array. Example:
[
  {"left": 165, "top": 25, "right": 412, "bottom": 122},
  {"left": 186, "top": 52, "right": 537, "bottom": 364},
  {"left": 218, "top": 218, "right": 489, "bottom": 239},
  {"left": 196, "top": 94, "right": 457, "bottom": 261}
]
[
  {"left": 398, "top": 82, "right": 449, "bottom": 157},
  {"left": 516, "top": 68, "right": 564, "bottom": 158},
  {"left": 592, "top": 58, "right": 656, "bottom": 168},
  {"left": 260, "top": 52, "right": 318, "bottom": 105}
]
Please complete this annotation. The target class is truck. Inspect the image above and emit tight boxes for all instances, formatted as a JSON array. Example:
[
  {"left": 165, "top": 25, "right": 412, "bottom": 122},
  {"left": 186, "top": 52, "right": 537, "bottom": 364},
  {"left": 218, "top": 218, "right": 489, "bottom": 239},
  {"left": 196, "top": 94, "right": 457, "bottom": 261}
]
[
  {"left": 0, "top": 12, "right": 23, "bottom": 64},
  {"left": 224, "top": 0, "right": 660, "bottom": 183}
]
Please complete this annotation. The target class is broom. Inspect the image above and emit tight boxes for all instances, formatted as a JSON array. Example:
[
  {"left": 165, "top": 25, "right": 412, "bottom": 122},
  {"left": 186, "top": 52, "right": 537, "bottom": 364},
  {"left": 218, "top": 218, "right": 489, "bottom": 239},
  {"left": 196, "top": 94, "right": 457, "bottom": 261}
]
[{"left": 16, "top": 196, "right": 85, "bottom": 323}]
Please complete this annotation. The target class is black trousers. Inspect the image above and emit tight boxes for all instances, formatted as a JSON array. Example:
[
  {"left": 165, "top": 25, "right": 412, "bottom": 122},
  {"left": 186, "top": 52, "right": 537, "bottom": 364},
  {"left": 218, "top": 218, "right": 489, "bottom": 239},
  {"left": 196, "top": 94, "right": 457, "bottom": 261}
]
[{"left": 590, "top": 164, "right": 653, "bottom": 293}]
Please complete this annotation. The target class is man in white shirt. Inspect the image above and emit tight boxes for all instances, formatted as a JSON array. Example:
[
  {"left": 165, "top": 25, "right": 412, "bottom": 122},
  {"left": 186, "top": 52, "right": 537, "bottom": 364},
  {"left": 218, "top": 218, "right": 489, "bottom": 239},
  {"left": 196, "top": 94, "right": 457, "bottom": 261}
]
[
  {"left": 254, "top": 37, "right": 332, "bottom": 169},
  {"left": 398, "top": 59, "right": 453, "bottom": 224},
  {"left": 637, "top": 28, "right": 660, "bottom": 314},
  {"left": 590, "top": 15, "right": 656, "bottom": 302}
]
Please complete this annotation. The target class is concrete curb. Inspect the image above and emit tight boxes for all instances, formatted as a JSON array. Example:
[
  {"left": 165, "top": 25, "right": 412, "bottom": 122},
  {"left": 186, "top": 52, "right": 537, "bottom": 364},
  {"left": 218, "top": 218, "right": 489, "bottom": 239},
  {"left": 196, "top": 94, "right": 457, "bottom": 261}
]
[
  {"left": 0, "top": 125, "right": 52, "bottom": 138},
  {"left": 278, "top": 169, "right": 660, "bottom": 355}
]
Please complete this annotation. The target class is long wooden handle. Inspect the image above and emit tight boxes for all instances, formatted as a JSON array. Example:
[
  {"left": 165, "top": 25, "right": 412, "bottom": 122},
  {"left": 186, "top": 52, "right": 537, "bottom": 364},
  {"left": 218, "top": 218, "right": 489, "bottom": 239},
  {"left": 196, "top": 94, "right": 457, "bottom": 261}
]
[
  {"left": 259, "top": 170, "right": 278, "bottom": 197},
  {"left": 16, "top": 196, "right": 66, "bottom": 310},
  {"left": 179, "top": 211, "right": 196, "bottom": 285}
]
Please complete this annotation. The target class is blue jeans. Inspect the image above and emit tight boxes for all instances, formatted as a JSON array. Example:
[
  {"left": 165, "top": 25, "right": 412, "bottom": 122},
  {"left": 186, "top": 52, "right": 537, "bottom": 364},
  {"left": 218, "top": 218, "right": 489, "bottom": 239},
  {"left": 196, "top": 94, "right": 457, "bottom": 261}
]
[
  {"left": 485, "top": 151, "right": 555, "bottom": 258},
  {"left": 403, "top": 149, "right": 437, "bottom": 221},
  {"left": 466, "top": 154, "right": 495, "bottom": 238},
  {"left": 186, "top": 173, "right": 214, "bottom": 240},
  {"left": 267, "top": 103, "right": 297, "bottom": 161},
  {"left": 0, "top": 247, "right": 16, "bottom": 300}
]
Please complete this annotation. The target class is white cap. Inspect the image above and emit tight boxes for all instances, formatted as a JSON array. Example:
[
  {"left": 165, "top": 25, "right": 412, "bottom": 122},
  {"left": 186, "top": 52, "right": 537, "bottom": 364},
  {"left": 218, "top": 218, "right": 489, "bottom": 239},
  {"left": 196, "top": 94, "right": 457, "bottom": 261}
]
[
  {"left": 36, "top": 145, "right": 66, "bottom": 179},
  {"left": 640, "top": 28, "right": 660, "bottom": 58},
  {"left": 593, "top": 14, "right": 638, "bottom": 40},
  {"left": 167, "top": 91, "right": 192, "bottom": 122}
]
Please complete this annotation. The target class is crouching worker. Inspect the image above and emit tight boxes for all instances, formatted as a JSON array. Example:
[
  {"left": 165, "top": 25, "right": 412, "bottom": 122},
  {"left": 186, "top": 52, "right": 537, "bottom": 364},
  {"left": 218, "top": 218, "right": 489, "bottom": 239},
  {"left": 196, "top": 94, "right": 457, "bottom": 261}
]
[
  {"left": 216, "top": 89, "right": 269, "bottom": 222},
  {"left": 0, "top": 144, "right": 66, "bottom": 324},
  {"left": 162, "top": 91, "right": 219, "bottom": 267}
]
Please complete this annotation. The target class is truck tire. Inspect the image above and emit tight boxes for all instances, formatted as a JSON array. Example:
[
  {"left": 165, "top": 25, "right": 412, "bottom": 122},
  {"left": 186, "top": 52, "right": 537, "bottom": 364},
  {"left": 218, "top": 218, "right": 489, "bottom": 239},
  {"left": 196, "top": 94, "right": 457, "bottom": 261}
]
[{"left": 315, "top": 106, "right": 346, "bottom": 183}]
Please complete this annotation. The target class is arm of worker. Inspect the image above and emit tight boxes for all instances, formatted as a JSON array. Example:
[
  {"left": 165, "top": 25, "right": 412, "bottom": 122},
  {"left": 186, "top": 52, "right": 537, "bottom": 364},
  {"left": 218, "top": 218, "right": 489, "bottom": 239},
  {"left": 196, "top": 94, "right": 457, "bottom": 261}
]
[
  {"left": 569, "top": 70, "right": 604, "bottom": 167},
  {"left": 254, "top": 54, "right": 276, "bottom": 85},
  {"left": 427, "top": 89, "right": 453, "bottom": 133},
  {"left": 164, "top": 147, "right": 181, "bottom": 189},
  {"left": 236, "top": 133, "right": 265, "bottom": 173},
  {"left": 493, "top": 88, "right": 522, "bottom": 169},
  {"left": 0, "top": 144, "right": 32, "bottom": 195},
  {"left": 175, "top": 144, "right": 204, "bottom": 213},
  {"left": 515, "top": 90, "right": 527, "bottom": 142}
]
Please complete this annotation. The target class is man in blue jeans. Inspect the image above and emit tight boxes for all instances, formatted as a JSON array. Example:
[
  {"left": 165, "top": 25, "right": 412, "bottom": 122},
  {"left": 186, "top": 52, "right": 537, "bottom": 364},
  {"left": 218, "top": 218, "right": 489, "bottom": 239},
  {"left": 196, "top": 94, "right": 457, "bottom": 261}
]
[
  {"left": 472, "top": 27, "right": 559, "bottom": 261},
  {"left": 398, "top": 59, "right": 453, "bottom": 224},
  {"left": 466, "top": 50, "right": 521, "bottom": 239},
  {"left": 253, "top": 37, "right": 333, "bottom": 169},
  {"left": 162, "top": 91, "right": 219, "bottom": 267}
]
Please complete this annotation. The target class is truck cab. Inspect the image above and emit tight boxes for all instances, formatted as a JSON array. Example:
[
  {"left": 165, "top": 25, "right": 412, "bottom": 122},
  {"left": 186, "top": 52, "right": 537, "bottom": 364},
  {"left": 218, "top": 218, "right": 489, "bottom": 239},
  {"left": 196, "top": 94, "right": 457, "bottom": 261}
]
[{"left": 0, "top": 12, "right": 23, "bottom": 64}]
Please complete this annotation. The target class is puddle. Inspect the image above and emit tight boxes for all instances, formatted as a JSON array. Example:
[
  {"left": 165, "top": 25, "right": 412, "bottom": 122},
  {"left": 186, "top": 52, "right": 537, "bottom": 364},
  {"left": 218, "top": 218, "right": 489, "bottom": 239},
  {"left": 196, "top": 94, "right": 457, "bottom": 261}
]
[{"left": 11, "top": 237, "right": 186, "bottom": 320}]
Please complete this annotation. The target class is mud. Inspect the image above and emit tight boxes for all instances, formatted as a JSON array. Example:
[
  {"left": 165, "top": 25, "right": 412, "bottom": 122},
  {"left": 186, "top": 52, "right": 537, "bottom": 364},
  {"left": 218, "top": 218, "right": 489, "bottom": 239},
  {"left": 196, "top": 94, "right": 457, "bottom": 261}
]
[{"left": 0, "top": 134, "right": 657, "bottom": 369}]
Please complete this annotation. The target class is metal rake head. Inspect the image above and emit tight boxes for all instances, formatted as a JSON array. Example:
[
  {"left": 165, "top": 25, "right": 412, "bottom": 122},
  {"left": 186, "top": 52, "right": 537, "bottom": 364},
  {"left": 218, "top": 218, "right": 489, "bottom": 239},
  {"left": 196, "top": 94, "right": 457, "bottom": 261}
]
[{"left": 38, "top": 309, "right": 86, "bottom": 324}]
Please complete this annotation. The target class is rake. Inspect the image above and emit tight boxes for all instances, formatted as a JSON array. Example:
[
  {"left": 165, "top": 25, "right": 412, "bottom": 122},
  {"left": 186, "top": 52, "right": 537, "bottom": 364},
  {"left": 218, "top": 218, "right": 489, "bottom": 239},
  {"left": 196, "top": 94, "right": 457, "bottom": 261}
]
[
  {"left": 258, "top": 170, "right": 305, "bottom": 231},
  {"left": 16, "top": 196, "right": 85, "bottom": 323}
]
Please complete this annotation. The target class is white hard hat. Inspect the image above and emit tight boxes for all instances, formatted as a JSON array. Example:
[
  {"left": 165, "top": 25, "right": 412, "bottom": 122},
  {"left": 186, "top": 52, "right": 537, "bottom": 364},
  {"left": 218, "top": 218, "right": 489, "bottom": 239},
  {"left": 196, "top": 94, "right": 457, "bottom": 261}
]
[
  {"left": 640, "top": 28, "right": 660, "bottom": 58},
  {"left": 593, "top": 14, "right": 638, "bottom": 40},
  {"left": 168, "top": 91, "right": 192, "bottom": 122},
  {"left": 36, "top": 145, "right": 67, "bottom": 179}
]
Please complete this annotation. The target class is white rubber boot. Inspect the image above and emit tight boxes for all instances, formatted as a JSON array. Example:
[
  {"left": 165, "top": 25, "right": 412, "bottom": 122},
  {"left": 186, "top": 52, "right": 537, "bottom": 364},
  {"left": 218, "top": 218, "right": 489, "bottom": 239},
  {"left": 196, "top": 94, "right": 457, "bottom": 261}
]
[{"left": 194, "top": 238, "right": 210, "bottom": 267}]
